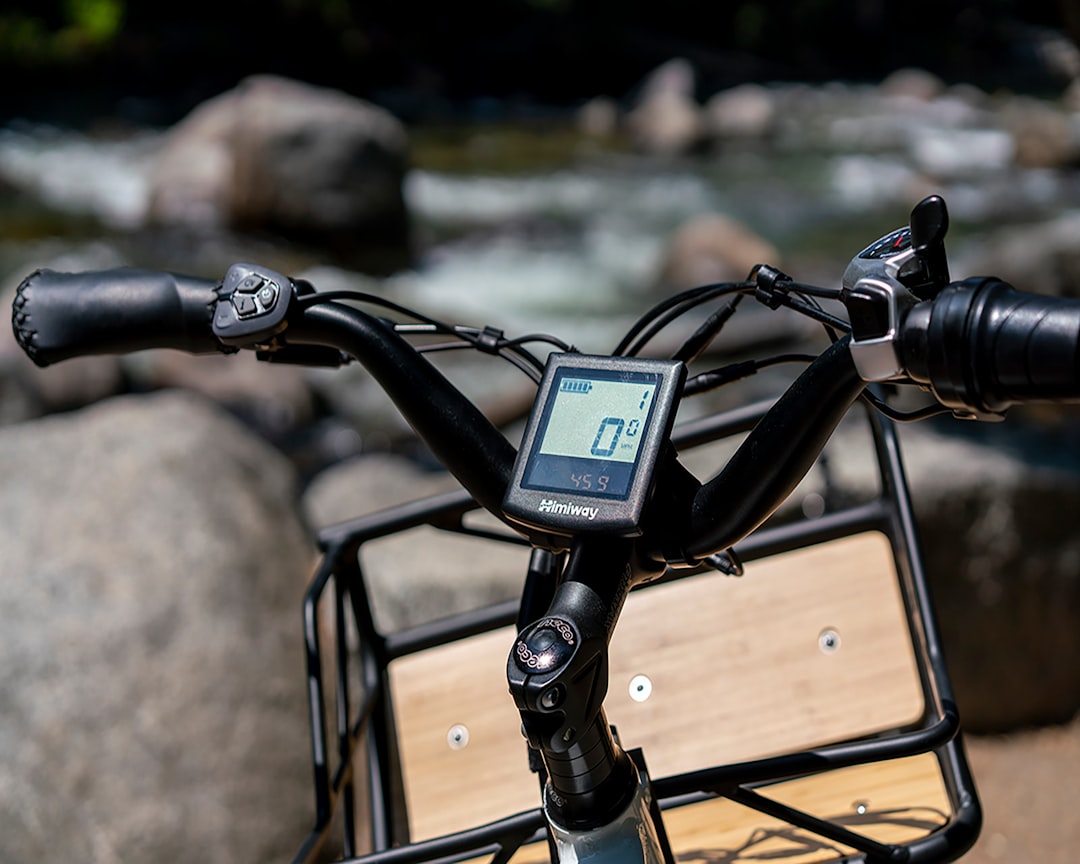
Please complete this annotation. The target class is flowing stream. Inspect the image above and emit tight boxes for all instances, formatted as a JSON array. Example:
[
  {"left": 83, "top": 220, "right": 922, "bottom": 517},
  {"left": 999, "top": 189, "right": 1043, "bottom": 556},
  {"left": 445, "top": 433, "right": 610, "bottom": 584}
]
[
  {"left": 4, "top": 104, "right": 1073, "bottom": 348},
  {"left": 2, "top": 99, "right": 1077, "bottom": 329},
  {"left": 3, "top": 85, "right": 1080, "bottom": 461}
]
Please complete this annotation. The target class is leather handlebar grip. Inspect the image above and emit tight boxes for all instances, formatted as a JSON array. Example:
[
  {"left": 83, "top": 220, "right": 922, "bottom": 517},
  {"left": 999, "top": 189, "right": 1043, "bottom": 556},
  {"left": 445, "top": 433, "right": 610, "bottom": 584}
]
[{"left": 12, "top": 268, "right": 225, "bottom": 367}]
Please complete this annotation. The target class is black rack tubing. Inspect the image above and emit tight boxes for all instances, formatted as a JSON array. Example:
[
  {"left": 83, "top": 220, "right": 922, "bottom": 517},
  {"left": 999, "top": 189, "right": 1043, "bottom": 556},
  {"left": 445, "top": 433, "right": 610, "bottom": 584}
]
[
  {"left": 870, "top": 415, "right": 980, "bottom": 808},
  {"left": 653, "top": 700, "right": 956, "bottom": 801},
  {"left": 302, "top": 549, "right": 345, "bottom": 830},
  {"left": 670, "top": 396, "right": 777, "bottom": 449},
  {"left": 334, "top": 810, "right": 545, "bottom": 864},
  {"left": 911, "top": 740, "right": 981, "bottom": 862},
  {"left": 301, "top": 548, "right": 401, "bottom": 857},
  {"left": 318, "top": 488, "right": 482, "bottom": 552},
  {"left": 866, "top": 413, "right": 982, "bottom": 858},
  {"left": 873, "top": 416, "right": 955, "bottom": 720},
  {"left": 728, "top": 786, "right": 904, "bottom": 862},
  {"left": 306, "top": 491, "right": 958, "bottom": 860},
  {"left": 337, "top": 581, "right": 359, "bottom": 857}
]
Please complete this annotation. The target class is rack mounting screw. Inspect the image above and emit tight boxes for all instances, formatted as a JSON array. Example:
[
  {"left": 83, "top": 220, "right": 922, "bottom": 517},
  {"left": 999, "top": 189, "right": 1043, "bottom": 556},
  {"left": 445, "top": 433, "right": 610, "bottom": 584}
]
[
  {"left": 629, "top": 674, "right": 653, "bottom": 702},
  {"left": 447, "top": 724, "right": 470, "bottom": 750},
  {"left": 819, "top": 628, "right": 841, "bottom": 653}
]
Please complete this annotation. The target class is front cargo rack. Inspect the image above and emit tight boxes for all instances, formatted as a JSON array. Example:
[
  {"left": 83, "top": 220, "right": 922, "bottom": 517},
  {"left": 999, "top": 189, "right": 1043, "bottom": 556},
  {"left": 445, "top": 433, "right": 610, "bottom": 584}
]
[{"left": 292, "top": 399, "right": 980, "bottom": 864}]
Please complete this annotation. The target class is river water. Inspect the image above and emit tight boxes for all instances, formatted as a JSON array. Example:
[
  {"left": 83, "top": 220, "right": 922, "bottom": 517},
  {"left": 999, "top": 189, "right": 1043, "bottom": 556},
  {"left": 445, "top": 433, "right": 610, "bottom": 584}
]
[
  {"left": 3, "top": 91, "right": 1075, "bottom": 334},
  {"left": 2, "top": 82, "right": 1080, "bottom": 459},
  {"left": 2, "top": 91, "right": 1078, "bottom": 344}
]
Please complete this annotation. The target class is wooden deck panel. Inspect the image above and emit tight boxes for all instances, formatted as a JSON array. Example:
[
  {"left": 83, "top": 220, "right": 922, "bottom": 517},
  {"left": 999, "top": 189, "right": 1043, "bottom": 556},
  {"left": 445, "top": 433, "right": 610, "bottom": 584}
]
[{"left": 387, "top": 531, "right": 944, "bottom": 859}]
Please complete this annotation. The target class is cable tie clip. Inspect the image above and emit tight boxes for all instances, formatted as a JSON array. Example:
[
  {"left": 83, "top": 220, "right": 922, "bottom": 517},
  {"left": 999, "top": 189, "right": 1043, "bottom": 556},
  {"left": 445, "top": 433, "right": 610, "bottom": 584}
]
[
  {"left": 477, "top": 325, "right": 504, "bottom": 354},
  {"left": 753, "top": 264, "right": 793, "bottom": 310}
]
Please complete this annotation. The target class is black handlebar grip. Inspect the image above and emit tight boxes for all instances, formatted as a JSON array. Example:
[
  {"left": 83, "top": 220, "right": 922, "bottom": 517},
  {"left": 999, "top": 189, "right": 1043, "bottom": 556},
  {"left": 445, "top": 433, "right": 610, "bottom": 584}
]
[
  {"left": 901, "top": 277, "right": 1080, "bottom": 417},
  {"left": 12, "top": 268, "right": 227, "bottom": 367}
]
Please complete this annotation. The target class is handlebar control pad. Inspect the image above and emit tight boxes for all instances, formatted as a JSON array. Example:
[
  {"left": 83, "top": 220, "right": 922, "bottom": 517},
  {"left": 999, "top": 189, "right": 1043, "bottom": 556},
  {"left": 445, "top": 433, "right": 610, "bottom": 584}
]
[{"left": 212, "top": 263, "right": 292, "bottom": 347}]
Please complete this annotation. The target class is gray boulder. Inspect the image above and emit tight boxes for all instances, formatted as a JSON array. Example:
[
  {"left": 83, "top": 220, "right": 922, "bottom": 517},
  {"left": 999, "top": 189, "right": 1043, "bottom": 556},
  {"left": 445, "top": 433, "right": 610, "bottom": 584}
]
[
  {"left": 878, "top": 67, "right": 947, "bottom": 102},
  {"left": 147, "top": 75, "right": 411, "bottom": 262},
  {"left": 576, "top": 96, "right": 619, "bottom": 139},
  {"left": 826, "top": 420, "right": 1080, "bottom": 732},
  {"left": 703, "top": 83, "right": 779, "bottom": 142},
  {"left": 952, "top": 212, "right": 1080, "bottom": 300},
  {"left": 653, "top": 212, "right": 781, "bottom": 292},
  {"left": 302, "top": 453, "right": 530, "bottom": 633},
  {"left": 0, "top": 391, "right": 318, "bottom": 863},
  {"left": 1000, "top": 95, "right": 1080, "bottom": 169}
]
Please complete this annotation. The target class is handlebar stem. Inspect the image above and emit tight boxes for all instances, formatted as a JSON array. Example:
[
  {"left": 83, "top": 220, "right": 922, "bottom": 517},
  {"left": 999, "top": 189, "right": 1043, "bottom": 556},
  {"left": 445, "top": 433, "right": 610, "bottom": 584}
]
[{"left": 508, "top": 537, "right": 660, "bottom": 830}]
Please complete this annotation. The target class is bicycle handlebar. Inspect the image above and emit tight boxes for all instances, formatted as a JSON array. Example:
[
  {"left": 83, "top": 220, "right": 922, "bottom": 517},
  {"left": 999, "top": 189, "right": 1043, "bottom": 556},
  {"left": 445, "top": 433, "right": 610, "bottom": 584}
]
[
  {"left": 288, "top": 302, "right": 519, "bottom": 526},
  {"left": 678, "top": 336, "right": 865, "bottom": 562},
  {"left": 11, "top": 252, "right": 1080, "bottom": 562}
]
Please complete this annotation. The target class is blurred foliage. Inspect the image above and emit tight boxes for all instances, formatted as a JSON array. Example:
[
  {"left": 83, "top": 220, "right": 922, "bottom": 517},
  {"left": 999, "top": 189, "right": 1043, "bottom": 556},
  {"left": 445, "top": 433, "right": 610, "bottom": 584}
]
[
  {"left": 67, "top": 0, "right": 122, "bottom": 43},
  {"left": 0, "top": 0, "right": 122, "bottom": 61},
  {"left": 0, "top": 0, "right": 1075, "bottom": 125}
]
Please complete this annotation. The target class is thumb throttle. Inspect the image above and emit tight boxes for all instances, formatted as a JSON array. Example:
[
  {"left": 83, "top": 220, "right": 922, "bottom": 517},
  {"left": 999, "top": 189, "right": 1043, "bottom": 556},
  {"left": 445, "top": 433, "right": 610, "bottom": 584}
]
[
  {"left": 907, "top": 194, "right": 950, "bottom": 298},
  {"left": 842, "top": 195, "right": 951, "bottom": 300}
]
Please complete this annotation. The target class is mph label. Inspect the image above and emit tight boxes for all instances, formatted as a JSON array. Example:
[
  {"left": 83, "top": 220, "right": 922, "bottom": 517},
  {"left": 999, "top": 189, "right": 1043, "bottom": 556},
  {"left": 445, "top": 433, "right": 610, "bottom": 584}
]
[{"left": 538, "top": 498, "right": 599, "bottom": 520}]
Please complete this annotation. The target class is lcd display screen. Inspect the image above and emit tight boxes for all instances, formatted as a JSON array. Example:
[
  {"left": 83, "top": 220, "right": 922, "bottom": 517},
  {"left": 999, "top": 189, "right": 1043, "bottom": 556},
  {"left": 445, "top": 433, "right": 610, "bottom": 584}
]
[{"left": 521, "top": 368, "right": 661, "bottom": 499}]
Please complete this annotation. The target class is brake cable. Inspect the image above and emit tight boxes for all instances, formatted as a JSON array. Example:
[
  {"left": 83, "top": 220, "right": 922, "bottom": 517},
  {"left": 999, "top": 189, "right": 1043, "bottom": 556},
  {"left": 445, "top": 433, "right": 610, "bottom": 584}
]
[
  {"left": 296, "top": 289, "right": 570, "bottom": 382},
  {"left": 618, "top": 283, "right": 753, "bottom": 357},
  {"left": 300, "top": 276, "right": 942, "bottom": 423}
]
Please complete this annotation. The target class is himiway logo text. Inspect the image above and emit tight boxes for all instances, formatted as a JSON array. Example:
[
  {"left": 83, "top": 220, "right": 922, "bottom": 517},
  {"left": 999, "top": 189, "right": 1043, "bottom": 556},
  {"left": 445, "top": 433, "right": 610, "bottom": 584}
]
[{"left": 538, "top": 499, "right": 599, "bottom": 520}]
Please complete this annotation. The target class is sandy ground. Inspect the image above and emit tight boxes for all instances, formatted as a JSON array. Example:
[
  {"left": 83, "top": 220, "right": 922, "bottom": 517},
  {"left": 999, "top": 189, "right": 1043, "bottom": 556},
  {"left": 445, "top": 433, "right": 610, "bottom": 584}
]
[{"left": 961, "top": 716, "right": 1080, "bottom": 863}]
